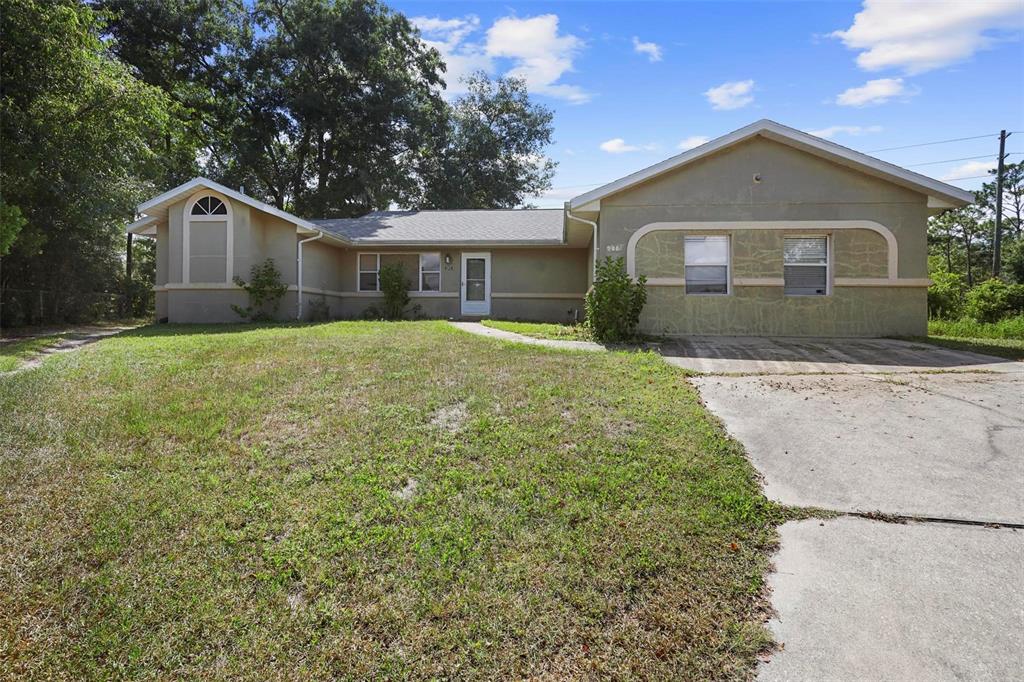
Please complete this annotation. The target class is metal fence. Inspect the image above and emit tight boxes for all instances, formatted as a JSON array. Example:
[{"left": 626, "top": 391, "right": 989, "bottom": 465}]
[{"left": 0, "top": 286, "right": 154, "bottom": 329}]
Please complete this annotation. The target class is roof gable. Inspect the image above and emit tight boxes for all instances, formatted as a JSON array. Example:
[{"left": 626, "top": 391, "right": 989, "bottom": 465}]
[
  {"left": 569, "top": 119, "right": 974, "bottom": 210},
  {"left": 133, "top": 177, "right": 322, "bottom": 234}
]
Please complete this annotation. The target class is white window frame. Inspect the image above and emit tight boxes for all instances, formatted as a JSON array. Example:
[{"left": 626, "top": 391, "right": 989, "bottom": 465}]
[
  {"left": 783, "top": 234, "right": 831, "bottom": 297},
  {"left": 357, "top": 252, "right": 441, "bottom": 292},
  {"left": 684, "top": 234, "right": 731, "bottom": 296},
  {"left": 419, "top": 252, "right": 441, "bottom": 292}
]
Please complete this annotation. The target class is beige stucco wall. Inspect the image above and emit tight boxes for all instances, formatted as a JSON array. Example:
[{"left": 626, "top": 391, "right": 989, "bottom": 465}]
[
  {"left": 642, "top": 286, "right": 926, "bottom": 337},
  {"left": 609, "top": 136, "right": 930, "bottom": 336}
]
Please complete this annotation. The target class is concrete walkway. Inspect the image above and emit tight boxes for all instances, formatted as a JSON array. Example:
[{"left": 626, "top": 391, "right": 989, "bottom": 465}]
[{"left": 448, "top": 321, "right": 606, "bottom": 352}]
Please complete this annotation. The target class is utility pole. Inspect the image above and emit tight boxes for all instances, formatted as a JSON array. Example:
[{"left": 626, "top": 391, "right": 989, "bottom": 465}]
[{"left": 992, "top": 130, "right": 1010, "bottom": 277}]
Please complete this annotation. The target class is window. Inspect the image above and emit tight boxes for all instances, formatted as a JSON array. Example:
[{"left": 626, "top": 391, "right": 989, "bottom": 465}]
[
  {"left": 420, "top": 253, "right": 441, "bottom": 291},
  {"left": 190, "top": 196, "right": 227, "bottom": 215},
  {"left": 358, "top": 253, "right": 379, "bottom": 291},
  {"left": 784, "top": 237, "right": 828, "bottom": 296},
  {"left": 685, "top": 235, "right": 729, "bottom": 295}
]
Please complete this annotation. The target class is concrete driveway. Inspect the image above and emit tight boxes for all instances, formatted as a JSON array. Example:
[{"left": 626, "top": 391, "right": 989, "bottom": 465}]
[{"left": 674, "top": 337, "right": 1024, "bottom": 681}]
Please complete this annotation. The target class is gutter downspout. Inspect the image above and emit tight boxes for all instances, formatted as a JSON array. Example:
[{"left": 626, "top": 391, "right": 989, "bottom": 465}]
[
  {"left": 296, "top": 231, "right": 324, "bottom": 320},
  {"left": 565, "top": 209, "right": 598, "bottom": 282}
]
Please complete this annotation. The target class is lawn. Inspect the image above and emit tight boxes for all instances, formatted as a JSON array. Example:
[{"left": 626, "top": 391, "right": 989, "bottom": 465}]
[
  {"left": 1, "top": 321, "right": 783, "bottom": 679},
  {"left": 920, "top": 316, "right": 1024, "bottom": 361},
  {"left": 0, "top": 334, "right": 68, "bottom": 372},
  {"left": 481, "top": 319, "right": 594, "bottom": 341}
]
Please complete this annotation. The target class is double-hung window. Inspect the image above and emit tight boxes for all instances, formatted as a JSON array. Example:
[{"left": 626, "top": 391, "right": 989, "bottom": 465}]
[
  {"left": 783, "top": 237, "right": 829, "bottom": 296},
  {"left": 358, "top": 254, "right": 379, "bottom": 291},
  {"left": 419, "top": 253, "right": 441, "bottom": 291},
  {"left": 684, "top": 235, "right": 730, "bottom": 295}
]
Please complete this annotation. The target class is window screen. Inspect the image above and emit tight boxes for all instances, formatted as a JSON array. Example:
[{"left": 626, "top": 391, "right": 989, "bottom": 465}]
[
  {"left": 685, "top": 236, "right": 729, "bottom": 294},
  {"left": 784, "top": 237, "right": 828, "bottom": 296}
]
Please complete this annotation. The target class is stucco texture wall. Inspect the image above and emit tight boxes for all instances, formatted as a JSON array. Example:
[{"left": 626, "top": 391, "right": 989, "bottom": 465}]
[
  {"left": 610, "top": 136, "right": 930, "bottom": 336},
  {"left": 642, "top": 286, "right": 926, "bottom": 337}
]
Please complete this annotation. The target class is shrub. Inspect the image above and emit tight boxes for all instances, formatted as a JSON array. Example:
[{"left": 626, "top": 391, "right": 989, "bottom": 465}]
[
  {"left": 927, "top": 271, "right": 965, "bottom": 318},
  {"left": 585, "top": 257, "right": 647, "bottom": 342},
  {"left": 231, "top": 259, "right": 289, "bottom": 321},
  {"left": 963, "top": 278, "right": 1024, "bottom": 323},
  {"left": 361, "top": 263, "right": 421, "bottom": 321}
]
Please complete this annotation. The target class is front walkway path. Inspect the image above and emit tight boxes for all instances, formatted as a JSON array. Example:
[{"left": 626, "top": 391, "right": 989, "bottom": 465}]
[
  {"left": 448, "top": 321, "right": 606, "bottom": 352},
  {"left": 0, "top": 325, "right": 136, "bottom": 373}
]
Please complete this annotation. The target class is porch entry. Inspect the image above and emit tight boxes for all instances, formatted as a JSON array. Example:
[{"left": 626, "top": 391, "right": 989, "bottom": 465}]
[{"left": 460, "top": 252, "right": 491, "bottom": 316}]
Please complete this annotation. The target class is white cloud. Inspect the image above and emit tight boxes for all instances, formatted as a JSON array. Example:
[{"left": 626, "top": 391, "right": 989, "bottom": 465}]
[
  {"left": 678, "top": 135, "right": 710, "bottom": 150},
  {"left": 806, "top": 125, "right": 883, "bottom": 139},
  {"left": 632, "top": 36, "right": 663, "bottom": 62},
  {"left": 412, "top": 13, "right": 589, "bottom": 103},
  {"left": 835, "top": 78, "right": 915, "bottom": 106},
  {"left": 412, "top": 15, "right": 491, "bottom": 96},
  {"left": 704, "top": 80, "right": 755, "bottom": 110},
  {"left": 486, "top": 15, "right": 590, "bottom": 104},
  {"left": 941, "top": 160, "right": 996, "bottom": 181},
  {"left": 832, "top": 0, "right": 1023, "bottom": 74},
  {"left": 599, "top": 138, "right": 639, "bottom": 153}
]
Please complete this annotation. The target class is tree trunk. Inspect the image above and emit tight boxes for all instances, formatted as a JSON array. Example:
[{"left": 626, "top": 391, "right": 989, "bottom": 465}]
[{"left": 964, "top": 237, "right": 973, "bottom": 286}]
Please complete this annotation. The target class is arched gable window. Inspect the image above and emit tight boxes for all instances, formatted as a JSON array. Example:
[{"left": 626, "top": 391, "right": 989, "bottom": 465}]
[
  {"left": 190, "top": 196, "right": 228, "bottom": 216},
  {"left": 183, "top": 192, "right": 233, "bottom": 284}
]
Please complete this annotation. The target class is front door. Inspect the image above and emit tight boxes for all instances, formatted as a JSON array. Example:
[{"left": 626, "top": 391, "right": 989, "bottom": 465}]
[{"left": 460, "top": 252, "right": 491, "bottom": 316}]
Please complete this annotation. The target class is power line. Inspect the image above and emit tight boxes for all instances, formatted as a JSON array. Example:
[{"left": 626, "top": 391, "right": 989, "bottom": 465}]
[
  {"left": 867, "top": 133, "right": 998, "bottom": 153},
  {"left": 906, "top": 152, "right": 1020, "bottom": 167}
]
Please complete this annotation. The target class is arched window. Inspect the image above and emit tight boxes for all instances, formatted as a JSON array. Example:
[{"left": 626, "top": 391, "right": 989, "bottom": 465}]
[
  {"left": 190, "top": 196, "right": 228, "bottom": 216},
  {"left": 183, "top": 193, "right": 233, "bottom": 284}
]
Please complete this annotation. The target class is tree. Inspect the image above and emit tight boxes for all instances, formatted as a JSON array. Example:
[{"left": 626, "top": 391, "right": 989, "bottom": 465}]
[
  {"left": 203, "top": 0, "right": 447, "bottom": 217},
  {"left": 0, "top": 0, "right": 175, "bottom": 323},
  {"left": 979, "top": 161, "right": 1024, "bottom": 240},
  {"left": 948, "top": 202, "right": 989, "bottom": 286},
  {"left": 414, "top": 73, "right": 556, "bottom": 209}
]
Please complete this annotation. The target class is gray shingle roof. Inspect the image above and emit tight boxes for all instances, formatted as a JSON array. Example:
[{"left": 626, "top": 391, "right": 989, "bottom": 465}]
[{"left": 311, "top": 209, "right": 564, "bottom": 244}]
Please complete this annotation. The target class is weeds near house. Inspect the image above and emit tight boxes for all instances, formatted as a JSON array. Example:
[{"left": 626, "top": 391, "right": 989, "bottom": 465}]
[{"left": 481, "top": 319, "right": 593, "bottom": 341}]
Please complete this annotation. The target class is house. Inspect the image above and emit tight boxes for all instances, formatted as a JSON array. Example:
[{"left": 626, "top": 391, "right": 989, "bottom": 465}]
[{"left": 128, "top": 119, "right": 973, "bottom": 336}]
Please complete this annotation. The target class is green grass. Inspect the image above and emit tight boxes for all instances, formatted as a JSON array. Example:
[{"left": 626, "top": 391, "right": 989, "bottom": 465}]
[
  {"left": 918, "top": 315, "right": 1024, "bottom": 361},
  {"left": 0, "top": 334, "right": 68, "bottom": 372},
  {"left": 927, "top": 315, "right": 1024, "bottom": 340},
  {"left": 481, "top": 319, "right": 594, "bottom": 341},
  {"left": 0, "top": 321, "right": 785, "bottom": 679}
]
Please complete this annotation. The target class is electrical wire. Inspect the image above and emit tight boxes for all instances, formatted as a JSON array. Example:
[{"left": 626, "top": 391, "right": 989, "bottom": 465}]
[{"left": 867, "top": 134, "right": 998, "bottom": 153}]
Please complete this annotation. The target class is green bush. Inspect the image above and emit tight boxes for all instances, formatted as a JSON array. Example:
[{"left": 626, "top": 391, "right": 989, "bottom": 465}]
[
  {"left": 584, "top": 257, "right": 647, "bottom": 342},
  {"left": 927, "top": 271, "right": 965, "bottom": 319},
  {"left": 964, "top": 278, "right": 1024, "bottom": 323},
  {"left": 231, "top": 259, "right": 289, "bottom": 321},
  {"left": 362, "top": 263, "right": 420, "bottom": 321},
  {"left": 929, "top": 315, "right": 1024, "bottom": 340}
]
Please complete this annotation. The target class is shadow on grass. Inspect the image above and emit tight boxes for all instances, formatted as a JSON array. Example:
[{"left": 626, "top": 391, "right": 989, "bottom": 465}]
[{"left": 911, "top": 336, "right": 1024, "bottom": 362}]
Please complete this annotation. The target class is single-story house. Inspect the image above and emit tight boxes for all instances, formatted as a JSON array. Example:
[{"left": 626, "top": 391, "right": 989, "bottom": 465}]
[{"left": 128, "top": 119, "right": 973, "bottom": 336}]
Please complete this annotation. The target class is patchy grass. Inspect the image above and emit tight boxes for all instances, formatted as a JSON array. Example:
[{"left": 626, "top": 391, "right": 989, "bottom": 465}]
[
  {"left": 928, "top": 315, "right": 1024, "bottom": 341},
  {"left": 1, "top": 321, "right": 785, "bottom": 679},
  {"left": 0, "top": 334, "right": 68, "bottom": 372},
  {"left": 482, "top": 319, "right": 593, "bottom": 341}
]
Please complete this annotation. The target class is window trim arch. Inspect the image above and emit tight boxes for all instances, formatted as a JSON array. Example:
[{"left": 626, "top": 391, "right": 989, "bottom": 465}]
[{"left": 183, "top": 191, "right": 234, "bottom": 284}]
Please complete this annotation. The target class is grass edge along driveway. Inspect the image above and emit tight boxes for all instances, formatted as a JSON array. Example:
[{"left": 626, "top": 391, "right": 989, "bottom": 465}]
[{"left": 1, "top": 320, "right": 790, "bottom": 679}]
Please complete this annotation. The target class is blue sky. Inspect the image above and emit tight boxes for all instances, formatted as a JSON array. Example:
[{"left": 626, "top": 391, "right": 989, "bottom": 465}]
[{"left": 393, "top": 0, "right": 1024, "bottom": 206}]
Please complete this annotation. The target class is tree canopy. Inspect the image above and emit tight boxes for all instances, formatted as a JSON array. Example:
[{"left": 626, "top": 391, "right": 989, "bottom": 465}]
[{"left": 1, "top": 0, "right": 558, "bottom": 325}]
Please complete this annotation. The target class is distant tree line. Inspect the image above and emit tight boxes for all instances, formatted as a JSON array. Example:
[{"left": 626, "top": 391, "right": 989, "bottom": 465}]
[
  {"left": 927, "top": 162, "right": 1024, "bottom": 321},
  {"left": 0, "top": 0, "right": 556, "bottom": 326}
]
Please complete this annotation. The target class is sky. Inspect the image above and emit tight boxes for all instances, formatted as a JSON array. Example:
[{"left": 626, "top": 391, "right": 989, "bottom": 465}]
[{"left": 391, "top": 0, "right": 1024, "bottom": 207}]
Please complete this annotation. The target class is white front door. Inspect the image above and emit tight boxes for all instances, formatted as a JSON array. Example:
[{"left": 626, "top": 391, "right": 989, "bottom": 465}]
[{"left": 460, "top": 252, "right": 491, "bottom": 316}]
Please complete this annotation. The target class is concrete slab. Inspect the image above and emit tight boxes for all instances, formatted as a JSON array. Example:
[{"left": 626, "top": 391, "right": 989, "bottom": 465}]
[
  {"left": 660, "top": 336, "right": 1021, "bottom": 374},
  {"left": 693, "top": 372, "right": 1024, "bottom": 524},
  {"left": 761, "top": 517, "right": 1024, "bottom": 682}
]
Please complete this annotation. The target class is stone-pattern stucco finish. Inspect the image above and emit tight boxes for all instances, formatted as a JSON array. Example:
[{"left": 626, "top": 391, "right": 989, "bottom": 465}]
[
  {"left": 642, "top": 286, "right": 926, "bottom": 337},
  {"left": 733, "top": 230, "right": 783, "bottom": 278},
  {"left": 833, "top": 229, "right": 889, "bottom": 278},
  {"left": 635, "top": 231, "right": 686, "bottom": 278}
]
